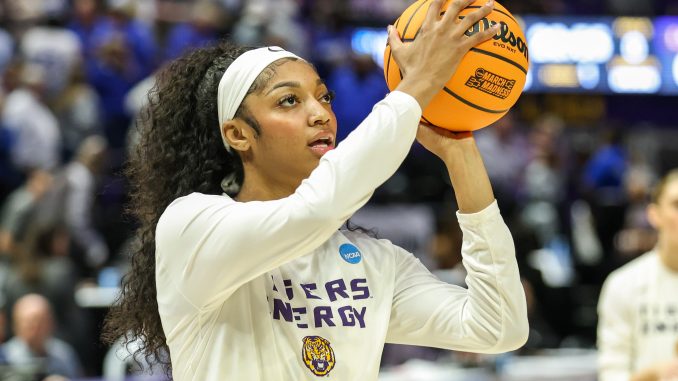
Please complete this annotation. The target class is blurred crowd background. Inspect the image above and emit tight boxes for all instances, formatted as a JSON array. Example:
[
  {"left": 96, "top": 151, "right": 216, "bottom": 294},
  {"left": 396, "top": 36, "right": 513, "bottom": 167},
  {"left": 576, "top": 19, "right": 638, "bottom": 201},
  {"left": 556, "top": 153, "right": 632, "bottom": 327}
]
[{"left": 0, "top": 0, "right": 676, "bottom": 380}]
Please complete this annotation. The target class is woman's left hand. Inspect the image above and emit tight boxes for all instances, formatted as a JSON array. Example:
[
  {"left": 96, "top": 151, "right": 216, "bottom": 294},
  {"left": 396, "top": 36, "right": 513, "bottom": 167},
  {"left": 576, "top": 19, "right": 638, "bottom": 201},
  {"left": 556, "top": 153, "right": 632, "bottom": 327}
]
[{"left": 416, "top": 122, "right": 474, "bottom": 160}]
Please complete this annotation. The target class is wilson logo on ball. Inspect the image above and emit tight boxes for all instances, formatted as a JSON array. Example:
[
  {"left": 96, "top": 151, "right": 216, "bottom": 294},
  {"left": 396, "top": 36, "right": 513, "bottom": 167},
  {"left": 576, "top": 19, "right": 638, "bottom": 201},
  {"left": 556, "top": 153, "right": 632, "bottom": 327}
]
[
  {"left": 461, "top": 18, "right": 529, "bottom": 60},
  {"left": 465, "top": 68, "right": 515, "bottom": 99}
]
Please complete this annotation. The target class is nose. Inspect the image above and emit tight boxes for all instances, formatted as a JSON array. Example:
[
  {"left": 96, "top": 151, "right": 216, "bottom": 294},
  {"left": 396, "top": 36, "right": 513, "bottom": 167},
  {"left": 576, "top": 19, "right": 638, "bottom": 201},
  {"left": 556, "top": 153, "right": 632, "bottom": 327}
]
[{"left": 307, "top": 99, "right": 331, "bottom": 127}]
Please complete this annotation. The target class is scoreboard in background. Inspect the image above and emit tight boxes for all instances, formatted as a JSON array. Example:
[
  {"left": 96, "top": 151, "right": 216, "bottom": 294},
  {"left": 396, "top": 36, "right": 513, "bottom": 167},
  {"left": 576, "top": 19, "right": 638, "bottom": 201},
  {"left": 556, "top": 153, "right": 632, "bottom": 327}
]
[
  {"left": 350, "top": 16, "right": 678, "bottom": 95},
  {"left": 523, "top": 16, "right": 678, "bottom": 94}
]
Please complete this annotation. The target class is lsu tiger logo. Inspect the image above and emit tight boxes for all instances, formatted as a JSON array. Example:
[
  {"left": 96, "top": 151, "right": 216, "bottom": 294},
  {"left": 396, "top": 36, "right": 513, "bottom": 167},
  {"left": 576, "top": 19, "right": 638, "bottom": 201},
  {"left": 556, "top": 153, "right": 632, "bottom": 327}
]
[{"left": 301, "top": 336, "right": 335, "bottom": 377}]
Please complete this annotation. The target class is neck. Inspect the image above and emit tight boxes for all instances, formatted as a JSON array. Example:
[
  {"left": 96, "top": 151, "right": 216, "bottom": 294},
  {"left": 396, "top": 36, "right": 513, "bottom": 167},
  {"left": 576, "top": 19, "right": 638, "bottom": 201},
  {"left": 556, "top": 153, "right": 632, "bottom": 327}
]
[
  {"left": 78, "top": 159, "right": 95, "bottom": 174},
  {"left": 657, "top": 241, "right": 678, "bottom": 273},
  {"left": 236, "top": 165, "right": 298, "bottom": 202},
  {"left": 24, "top": 339, "right": 47, "bottom": 356}
]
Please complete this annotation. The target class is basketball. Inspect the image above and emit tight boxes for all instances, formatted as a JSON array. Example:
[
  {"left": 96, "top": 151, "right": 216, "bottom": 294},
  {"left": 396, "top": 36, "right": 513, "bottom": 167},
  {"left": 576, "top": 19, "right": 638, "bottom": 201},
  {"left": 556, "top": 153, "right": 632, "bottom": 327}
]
[{"left": 384, "top": 0, "right": 529, "bottom": 131}]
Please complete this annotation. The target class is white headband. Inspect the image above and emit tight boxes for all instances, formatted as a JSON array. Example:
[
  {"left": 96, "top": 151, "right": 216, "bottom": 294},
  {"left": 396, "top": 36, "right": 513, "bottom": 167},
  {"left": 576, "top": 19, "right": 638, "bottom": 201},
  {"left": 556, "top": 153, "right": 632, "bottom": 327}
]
[{"left": 217, "top": 46, "right": 301, "bottom": 151}]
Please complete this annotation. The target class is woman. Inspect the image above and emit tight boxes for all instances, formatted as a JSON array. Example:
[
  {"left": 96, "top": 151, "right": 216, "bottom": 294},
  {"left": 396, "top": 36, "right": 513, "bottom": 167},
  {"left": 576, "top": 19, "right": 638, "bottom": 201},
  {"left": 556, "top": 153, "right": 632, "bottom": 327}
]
[
  {"left": 597, "top": 169, "right": 678, "bottom": 381},
  {"left": 103, "top": 0, "right": 528, "bottom": 379}
]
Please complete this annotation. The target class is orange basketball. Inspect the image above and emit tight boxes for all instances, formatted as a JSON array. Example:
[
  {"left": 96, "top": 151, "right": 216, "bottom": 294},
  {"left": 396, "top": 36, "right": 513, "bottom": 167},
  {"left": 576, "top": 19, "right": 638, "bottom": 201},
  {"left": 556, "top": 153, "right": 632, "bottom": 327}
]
[{"left": 384, "top": 0, "right": 529, "bottom": 131}]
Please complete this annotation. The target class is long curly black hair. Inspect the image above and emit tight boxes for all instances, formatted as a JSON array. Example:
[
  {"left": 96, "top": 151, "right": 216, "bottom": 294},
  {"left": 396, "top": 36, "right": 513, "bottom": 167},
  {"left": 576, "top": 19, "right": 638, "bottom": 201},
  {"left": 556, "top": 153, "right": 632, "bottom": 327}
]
[{"left": 101, "top": 41, "right": 294, "bottom": 372}]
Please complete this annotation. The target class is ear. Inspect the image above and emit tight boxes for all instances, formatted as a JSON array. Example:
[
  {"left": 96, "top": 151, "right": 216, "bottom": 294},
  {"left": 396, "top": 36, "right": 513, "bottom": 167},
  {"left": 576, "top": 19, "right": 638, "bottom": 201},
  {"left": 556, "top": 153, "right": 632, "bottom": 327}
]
[
  {"left": 647, "top": 203, "right": 661, "bottom": 230},
  {"left": 222, "top": 120, "right": 253, "bottom": 152}
]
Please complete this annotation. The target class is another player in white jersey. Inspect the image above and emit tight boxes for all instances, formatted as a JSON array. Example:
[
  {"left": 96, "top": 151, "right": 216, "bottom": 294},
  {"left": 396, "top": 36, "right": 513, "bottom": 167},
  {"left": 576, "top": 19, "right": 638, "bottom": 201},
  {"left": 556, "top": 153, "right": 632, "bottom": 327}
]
[
  {"left": 103, "top": 0, "right": 529, "bottom": 380},
  {"left": 598, "top": 169, "right": 678, "bottom": 381}
]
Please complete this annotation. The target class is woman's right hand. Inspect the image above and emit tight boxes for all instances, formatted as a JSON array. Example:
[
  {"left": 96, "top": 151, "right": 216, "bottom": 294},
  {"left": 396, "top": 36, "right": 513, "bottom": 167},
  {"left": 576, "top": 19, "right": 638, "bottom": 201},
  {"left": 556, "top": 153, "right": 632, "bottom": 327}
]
[{"left": 389, "top": 0, "right": 499, "bottom": 109}]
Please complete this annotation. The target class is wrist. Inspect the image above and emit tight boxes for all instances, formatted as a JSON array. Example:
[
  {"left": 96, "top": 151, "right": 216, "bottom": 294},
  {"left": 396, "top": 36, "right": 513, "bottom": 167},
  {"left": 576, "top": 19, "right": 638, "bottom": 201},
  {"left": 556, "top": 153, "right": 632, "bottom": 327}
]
[
  {"left": 441, "top": 138, "right": 479, "bottom": 167},
  {"left": 396, "top": 74, "right": 439, "bottom": 110}
]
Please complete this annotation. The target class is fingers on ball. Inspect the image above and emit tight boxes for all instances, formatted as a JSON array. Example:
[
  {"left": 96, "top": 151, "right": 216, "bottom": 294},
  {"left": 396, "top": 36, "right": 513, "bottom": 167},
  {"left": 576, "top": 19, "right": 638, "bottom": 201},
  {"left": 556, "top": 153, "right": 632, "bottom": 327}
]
[
  {"left": 424, "top": 0, "right": 444, "bottom": 26},
  {"left": 444, "top": 0, "right": 476, "bottom": 23},
  {"left": 458, "top": 2, "right": 494, "bottom": 31}
]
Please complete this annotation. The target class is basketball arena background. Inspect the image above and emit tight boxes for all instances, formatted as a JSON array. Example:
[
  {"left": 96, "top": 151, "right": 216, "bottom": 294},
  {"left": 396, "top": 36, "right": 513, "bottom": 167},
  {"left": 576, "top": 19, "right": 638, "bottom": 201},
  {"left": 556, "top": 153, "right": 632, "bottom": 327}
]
[{"left": 0, "top": 0, "right": 676, "bottom": 380}]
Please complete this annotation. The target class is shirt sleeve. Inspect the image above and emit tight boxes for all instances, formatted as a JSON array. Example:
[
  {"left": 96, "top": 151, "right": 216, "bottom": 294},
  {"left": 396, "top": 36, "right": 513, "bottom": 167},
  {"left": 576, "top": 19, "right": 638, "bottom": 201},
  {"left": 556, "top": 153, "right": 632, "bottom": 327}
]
[
  {"left": 597, "top": 271, "right": 634, "bottom": 381},
  {"left": 156, "top": 91, "right": 422, "bottom": 309},
  {"left": 385, "top": 201, "right": 529, "bottom": 353},
  {"left": 65, "top": 165, "right": 109, "bottom": 267}
]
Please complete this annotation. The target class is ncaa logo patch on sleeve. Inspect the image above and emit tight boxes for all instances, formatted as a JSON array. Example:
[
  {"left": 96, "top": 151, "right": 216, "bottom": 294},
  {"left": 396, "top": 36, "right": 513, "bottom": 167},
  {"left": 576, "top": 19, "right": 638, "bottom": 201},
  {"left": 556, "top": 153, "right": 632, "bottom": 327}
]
[{"left": 339, "top": 243, "right": 362, "bottom": 264}]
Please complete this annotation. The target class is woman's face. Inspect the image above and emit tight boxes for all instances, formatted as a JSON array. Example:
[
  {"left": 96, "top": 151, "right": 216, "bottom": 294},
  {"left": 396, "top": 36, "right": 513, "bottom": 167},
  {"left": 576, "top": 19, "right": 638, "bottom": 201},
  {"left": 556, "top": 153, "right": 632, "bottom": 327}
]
[{"left": 236, "top": 60, "right": 337, "bottom": 191}]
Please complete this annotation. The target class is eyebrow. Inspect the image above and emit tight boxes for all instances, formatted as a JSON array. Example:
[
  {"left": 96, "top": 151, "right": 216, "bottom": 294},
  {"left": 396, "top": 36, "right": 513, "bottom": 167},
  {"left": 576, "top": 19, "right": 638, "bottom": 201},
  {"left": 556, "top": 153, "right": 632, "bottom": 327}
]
[
  {"left": 266, "top": 81, "right": 300, "bottom": 95},
  {"left": 265, "top": 79, "right": 327, "bottom": 95}
]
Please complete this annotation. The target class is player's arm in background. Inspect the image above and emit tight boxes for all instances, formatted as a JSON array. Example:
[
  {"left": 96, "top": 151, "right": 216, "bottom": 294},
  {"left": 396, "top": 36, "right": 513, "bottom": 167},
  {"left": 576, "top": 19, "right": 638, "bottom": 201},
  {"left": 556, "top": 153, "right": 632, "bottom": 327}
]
[{"left": 385, "top": 132, "right": 528, "bottom": 353}]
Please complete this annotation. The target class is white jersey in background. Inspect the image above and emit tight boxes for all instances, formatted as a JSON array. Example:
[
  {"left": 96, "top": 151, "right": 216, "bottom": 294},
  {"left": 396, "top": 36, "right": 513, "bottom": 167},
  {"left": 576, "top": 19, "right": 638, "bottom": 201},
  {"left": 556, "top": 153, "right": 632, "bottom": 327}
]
[
  {"left": 20, "top": 26, "right": 82, "bottom": 95},
  {"left": 2, "top": 88, "right": 61, "bottom": 171},
  {"left": 155, "top": 91, "right": 528, "bottom": 380},
  {"left": 598, "top": 251, "right": 678, "bottom": 381}
]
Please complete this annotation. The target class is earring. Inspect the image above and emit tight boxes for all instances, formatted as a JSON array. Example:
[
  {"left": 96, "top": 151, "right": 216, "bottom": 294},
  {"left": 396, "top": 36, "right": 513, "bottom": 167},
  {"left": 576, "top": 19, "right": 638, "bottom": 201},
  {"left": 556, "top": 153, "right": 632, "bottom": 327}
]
[{"left": 221, "top": 172, "right": 241, "bottom": 196}]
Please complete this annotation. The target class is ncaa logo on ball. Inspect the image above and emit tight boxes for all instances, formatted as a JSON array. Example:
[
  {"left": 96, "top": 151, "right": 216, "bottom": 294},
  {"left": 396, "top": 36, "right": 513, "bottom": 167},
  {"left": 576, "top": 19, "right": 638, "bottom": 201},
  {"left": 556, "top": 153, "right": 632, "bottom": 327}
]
[
  {"left": 339, "top": 243, "right": 362, "bottom": 264},
  {"left": 465, "top": 68, "right": 515, "bottom": 99}
]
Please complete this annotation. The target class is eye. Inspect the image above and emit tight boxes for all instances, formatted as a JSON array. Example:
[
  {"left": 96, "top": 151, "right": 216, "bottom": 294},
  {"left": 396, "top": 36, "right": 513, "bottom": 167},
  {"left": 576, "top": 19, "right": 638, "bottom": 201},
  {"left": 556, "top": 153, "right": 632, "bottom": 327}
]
[
  {"left": 320, "top": 90, "right": 335, "bottom": 104},
  {"left": 278, "top": 94, "right": 299, "bottom": 107}
]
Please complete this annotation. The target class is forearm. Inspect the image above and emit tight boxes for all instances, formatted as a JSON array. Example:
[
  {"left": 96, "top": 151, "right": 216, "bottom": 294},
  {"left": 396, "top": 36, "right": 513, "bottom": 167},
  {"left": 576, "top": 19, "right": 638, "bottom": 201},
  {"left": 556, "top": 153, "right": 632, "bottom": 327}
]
[
  {"left": 387, "top": 202, "right": 528, "bottom": 352},
  {"left": 319, "top": 91, "right": 420, "bottom": 214},
  {"left": 441, "top": 138, "right": 495, "bottom": 214},
  {"left": 396, "top": 74, "right": 437, "bottom": 111},
  {"left": 457, "top": 201, "right": 528, "bottom": 352}
]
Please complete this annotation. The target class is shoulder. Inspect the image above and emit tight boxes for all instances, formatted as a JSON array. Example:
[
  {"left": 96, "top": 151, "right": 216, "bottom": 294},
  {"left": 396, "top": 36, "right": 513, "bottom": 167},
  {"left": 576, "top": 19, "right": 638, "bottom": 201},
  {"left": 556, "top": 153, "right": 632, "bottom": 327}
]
[
  {"left": 160, "top": 192, "right": 232, "bottom": 219},
  {"left": 3, "top": 89, "right": 32, "bottom": 111},
  {"left": 2, "top": 337, "right": 23, "bottom": 351},
  {"left": 603, "top": 252, "right": 658, "bottom": 293},
  {"left": 2, "top": 337, "right": 29, "bottom": 360},
  {"left": 65, "top": 162, "right": 91, "bottom": 183},
  {"left": 46, "top": 338, "right": 77, "bottom": 356},
  {"left": 156, "top": 192, "right": 233, "bottom": 237},
  {"left": 170, "top": 191, "right": 230, "bottom": 205},
  {"left": 339, "top": 229, "right": 413, "bottom": 263},
  {"left": 608, "top": 252, "right": 657, "bottom": 281},
  {"left": 341, "top": 229, "right": 395, "bottom": 251}
]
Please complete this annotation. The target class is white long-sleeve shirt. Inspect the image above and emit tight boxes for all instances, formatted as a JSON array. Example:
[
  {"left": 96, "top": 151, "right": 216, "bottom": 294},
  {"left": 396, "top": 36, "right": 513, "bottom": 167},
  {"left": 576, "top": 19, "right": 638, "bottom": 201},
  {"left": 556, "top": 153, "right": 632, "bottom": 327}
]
[
  {"left": 64, "top": 161, "right": 109, "bottom": 267},
  {"left": 2, "top": 88, "right": 61, "bottom": 170},
  {"left": 597, "top": 251, "right": 678, "bottom": 381},
  {"left": 155, "top": 91, "right": 528, "bottom": 381}
]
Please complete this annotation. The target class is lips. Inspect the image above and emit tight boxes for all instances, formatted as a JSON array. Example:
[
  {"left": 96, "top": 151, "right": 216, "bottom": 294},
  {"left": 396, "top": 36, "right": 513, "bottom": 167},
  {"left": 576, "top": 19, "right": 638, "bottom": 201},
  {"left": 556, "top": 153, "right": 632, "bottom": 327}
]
[{"left": 308, "top": 133, "right": 335, "bottom": 156}]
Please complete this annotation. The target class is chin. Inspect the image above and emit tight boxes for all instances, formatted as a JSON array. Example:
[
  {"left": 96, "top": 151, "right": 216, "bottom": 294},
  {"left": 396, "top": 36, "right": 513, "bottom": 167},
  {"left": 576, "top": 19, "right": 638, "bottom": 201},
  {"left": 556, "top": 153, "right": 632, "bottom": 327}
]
[{"left": 301, "top": 161, "right": 320, "bottom": 179}]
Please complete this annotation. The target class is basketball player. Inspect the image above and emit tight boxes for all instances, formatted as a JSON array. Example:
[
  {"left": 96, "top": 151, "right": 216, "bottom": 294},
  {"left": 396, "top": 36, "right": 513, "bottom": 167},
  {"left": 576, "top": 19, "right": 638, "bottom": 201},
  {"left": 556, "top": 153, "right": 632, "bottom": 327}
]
[
  {"left": 598, "top": 169, "right": 678, "bottom": 381},
  {"left": 103, "top": 0, "right": 529, "bottom": 379}
]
